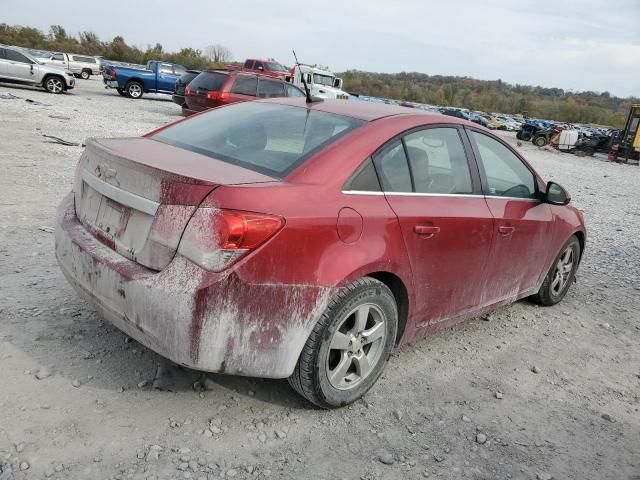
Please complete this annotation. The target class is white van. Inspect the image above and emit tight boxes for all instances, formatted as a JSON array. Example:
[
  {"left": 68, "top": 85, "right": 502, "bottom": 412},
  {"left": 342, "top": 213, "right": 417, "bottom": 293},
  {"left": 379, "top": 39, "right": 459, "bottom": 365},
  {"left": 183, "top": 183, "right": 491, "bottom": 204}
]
[{"left": 45, "top": 53, "right": 101, "bottom": 79}]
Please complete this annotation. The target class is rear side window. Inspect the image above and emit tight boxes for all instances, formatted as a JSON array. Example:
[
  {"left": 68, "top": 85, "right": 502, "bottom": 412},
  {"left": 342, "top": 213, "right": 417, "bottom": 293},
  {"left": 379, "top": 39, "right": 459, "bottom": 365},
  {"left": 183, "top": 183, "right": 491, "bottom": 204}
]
[
  {"left": 244, "top": 60, "right": 254, "bottom": 68},
  {"left": 404, "top": 128, "right": 473, "bottom": 194},
  {"left": 372, "top": 140, "right": 412, "bottom": 192},
  {"left": 344, "top": 158, "right": 381, "bottom": 191},
  {"left": 152, "top": 102, "right": 364, "bottom": 178},
  {"left": 189, "top": 72, "right": 227, "bottom": 92},
  {"left": 258, "top": 79, "right": 285, "bottom": 98},
  {"left": 0, "top": 49, "right": 6, "bottom": 60},
  {"left": 231, "top": 77, "right": 257, "bottom": 96},
  {"left": 470, "top": 131, "right": 537, "bottom": 199}
]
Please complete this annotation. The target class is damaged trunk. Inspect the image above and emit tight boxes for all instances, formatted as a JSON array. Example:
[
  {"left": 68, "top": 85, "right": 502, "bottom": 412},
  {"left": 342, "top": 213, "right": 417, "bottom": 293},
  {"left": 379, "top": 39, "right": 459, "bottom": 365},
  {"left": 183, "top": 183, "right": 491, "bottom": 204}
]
[{"left": 73, "top": 137, "right": 276, "bottom": 270}]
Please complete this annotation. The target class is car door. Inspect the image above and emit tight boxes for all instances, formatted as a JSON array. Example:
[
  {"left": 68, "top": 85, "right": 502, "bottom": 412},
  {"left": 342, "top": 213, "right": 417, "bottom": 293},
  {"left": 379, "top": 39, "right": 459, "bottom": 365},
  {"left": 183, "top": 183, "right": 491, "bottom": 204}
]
[
  {"left": 375, "top": 126, "right": 495, "bottom": 327},
  {"left": 5, "top": 49, "right": 35, "bottom": 82},
  {"left": 157, "top": 63, "right": 179, "bottom": 92},
  {"left": 49, "top": 53, "right": 67, "bottom": 69},
  {"left": 467, "top": 129, "right": 554, "bottom": 299},
  {"left": 0, "top": 48, "right": 8, "bottom": 77}
]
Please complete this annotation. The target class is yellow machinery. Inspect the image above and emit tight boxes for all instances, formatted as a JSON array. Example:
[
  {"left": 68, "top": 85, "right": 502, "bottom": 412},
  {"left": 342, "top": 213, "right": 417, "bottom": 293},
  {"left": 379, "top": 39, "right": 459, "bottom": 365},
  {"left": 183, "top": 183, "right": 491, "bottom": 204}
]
[{"left": 609, "top": 104, "right": 640, "bottom": 164}]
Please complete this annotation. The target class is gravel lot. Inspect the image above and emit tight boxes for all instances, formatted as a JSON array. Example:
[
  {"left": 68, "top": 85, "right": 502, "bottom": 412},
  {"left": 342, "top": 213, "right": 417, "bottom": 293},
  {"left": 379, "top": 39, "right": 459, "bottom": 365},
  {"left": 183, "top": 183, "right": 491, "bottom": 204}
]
[{"left": 0, "top": 79, "right": 638, "bottom": 480}]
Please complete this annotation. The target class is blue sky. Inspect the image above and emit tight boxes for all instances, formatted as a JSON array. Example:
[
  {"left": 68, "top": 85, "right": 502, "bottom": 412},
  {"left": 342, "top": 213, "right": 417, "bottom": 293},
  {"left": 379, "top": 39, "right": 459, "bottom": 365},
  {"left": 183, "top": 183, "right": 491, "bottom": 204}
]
[{"left": 3, "top": 0, "right": 639, "bottom": 97}]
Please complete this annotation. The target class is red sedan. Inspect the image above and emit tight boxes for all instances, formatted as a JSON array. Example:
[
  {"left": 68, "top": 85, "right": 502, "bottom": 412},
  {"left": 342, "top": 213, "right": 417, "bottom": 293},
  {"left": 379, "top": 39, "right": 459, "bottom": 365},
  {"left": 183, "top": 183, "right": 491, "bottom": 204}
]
[{"left": 55, "top": 98, "right": 585, "bottom": 408}]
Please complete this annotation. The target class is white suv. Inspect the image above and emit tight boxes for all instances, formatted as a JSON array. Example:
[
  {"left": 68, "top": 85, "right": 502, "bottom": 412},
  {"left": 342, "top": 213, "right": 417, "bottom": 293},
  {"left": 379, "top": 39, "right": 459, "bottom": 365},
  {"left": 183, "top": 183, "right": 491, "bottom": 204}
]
[{"left": 0, "top": 45, "right": 76, "bottom": 94}]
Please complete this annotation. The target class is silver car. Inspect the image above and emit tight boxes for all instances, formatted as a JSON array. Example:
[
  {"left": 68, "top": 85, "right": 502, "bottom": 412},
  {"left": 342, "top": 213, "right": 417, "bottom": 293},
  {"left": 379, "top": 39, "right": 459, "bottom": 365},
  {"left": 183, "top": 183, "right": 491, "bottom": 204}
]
[{"left": 0, "top": 45, "right": 75, "bottom": 94}]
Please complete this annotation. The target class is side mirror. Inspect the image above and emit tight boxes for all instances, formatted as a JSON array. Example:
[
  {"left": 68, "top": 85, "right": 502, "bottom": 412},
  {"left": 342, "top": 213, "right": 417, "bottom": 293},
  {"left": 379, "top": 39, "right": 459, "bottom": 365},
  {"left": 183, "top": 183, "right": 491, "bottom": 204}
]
[
  {"left": 545, "top": 181, "right": 570, "bottom": 205},
  {"left": 333, "top": 77, "right": 343, "bottom": 89}
]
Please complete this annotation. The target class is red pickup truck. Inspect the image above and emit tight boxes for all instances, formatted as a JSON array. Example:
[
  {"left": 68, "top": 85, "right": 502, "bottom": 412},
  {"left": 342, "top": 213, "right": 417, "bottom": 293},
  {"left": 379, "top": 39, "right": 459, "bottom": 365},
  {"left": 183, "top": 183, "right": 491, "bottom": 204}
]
[{"left": 225, "top": 58, "right": 290, "bottom": 80}]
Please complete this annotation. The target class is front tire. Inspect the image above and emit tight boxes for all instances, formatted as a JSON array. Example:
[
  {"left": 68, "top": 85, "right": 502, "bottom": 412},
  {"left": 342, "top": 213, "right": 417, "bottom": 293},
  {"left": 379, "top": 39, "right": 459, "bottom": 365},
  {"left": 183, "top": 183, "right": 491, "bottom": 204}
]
[
  {"left": 43, "top": 76, "right": 65, "bottom": 94},
  {"left": 289, "top": 277, "right": 398, "bottom": 408},
  {"left": 125, "top": 81, "right": 144, "bottom": 99},
  {"left": 531, "top": 235, "right": 581, "bottom": 306}
]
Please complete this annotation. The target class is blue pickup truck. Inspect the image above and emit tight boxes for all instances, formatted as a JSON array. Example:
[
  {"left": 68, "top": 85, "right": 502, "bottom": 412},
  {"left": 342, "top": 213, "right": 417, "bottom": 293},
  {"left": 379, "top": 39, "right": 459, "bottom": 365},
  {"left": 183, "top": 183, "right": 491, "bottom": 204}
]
[{"left": 102, "top": 60, "right": 187, "bottom": 99}]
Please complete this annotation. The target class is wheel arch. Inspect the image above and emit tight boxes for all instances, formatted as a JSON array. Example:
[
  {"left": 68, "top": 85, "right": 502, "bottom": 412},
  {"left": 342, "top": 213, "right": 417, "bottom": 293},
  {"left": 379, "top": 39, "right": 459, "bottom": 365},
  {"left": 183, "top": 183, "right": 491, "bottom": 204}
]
[
  {"left": 366, "top": 271, "right": 410, "bottom": 345},
  {"left": 573, "top": 229, "right": 586, "bottom": 262}
]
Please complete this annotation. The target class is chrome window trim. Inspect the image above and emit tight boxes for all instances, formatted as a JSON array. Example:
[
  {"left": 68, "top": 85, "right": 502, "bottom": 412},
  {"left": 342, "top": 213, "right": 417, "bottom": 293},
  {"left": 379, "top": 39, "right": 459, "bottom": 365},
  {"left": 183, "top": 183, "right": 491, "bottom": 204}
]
[
  {"left": 81, "top": 170, "right": 159, "bottom": 216},
  {"left": 342, "top": 190, "right": 541, "bottom": 202}
]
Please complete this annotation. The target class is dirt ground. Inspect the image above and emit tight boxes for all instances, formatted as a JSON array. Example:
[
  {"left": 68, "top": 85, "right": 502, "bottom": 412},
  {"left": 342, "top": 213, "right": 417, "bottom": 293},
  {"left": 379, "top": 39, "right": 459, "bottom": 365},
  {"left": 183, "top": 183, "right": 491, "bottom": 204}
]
[{"left": 0, "top": 79, "right": 638, "bottom": 480}]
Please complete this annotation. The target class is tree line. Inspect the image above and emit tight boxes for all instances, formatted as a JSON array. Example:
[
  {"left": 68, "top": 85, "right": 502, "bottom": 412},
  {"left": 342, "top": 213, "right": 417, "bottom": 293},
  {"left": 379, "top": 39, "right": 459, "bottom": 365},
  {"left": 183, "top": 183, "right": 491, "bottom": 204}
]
[
  {"left": 0, "top": 23, "right": 230, "bottom": 70},
  {"left": 1, "top": 23, "right": 636, "bottom": 127},
  {"left": 341, "top": 71, "right": 637, "bottom": 128}
]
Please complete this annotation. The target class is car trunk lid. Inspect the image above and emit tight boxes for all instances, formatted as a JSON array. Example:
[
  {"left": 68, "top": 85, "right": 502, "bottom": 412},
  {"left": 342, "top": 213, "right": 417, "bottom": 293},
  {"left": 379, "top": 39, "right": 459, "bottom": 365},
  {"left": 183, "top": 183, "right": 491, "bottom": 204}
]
[{"left": 73, "top": 137, "right": 276, "bottom": 270}]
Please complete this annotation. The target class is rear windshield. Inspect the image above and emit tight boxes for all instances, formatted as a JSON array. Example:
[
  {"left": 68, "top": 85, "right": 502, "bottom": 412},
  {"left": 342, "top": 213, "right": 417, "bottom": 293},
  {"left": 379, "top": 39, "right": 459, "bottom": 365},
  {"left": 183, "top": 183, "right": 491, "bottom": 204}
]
[
  {"left": 152, "top": 102, "right": 365, "bottom": 177},
  {"left": 189, "top": 72, "right": 227, "bottom": 91}
]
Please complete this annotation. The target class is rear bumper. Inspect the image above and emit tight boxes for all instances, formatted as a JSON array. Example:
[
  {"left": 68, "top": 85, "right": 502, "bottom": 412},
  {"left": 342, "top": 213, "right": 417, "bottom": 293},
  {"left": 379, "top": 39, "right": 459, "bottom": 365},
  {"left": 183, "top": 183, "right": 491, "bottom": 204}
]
[
  {"left": 54, "top": 193, "right": 332, "bottom": 378},
  {"left": 172, "top": 94, "right": 185, "bottom": 106}
]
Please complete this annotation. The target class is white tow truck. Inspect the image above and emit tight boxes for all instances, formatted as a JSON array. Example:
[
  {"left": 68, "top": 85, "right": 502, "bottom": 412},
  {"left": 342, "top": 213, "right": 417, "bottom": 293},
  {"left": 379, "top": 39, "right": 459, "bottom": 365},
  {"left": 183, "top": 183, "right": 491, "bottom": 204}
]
[{"left": 289, "top": 63, "right": 349, "bottom": 100}]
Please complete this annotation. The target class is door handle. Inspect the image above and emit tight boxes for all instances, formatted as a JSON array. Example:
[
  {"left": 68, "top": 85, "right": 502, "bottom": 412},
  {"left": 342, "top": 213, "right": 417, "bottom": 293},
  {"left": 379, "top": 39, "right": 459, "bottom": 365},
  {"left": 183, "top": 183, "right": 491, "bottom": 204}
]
[
  {"left": 414, "top": 225, "right": 440, "bottom": 237},
  {"left": 498, "top": 226, "right": 515, "bottom": 235}
]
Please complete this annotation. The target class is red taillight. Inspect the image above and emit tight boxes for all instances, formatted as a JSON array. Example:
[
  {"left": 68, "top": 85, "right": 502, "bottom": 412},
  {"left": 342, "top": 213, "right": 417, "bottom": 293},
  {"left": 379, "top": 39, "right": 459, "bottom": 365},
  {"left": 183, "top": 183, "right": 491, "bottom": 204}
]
[
  {"left": 110, "top": 68, "right": 117, "bottom": 78},
  {"left": 178, "top": 208, "right": 284, "bottom": 271},
  {"left": 185, "top": 85, "right": 192, "bottom": 95},
  {"left": 206, "top": 91, "right": 229, "bottom": 101},
  {"left": 217, "top": 210, "right": 283, "bottom": 249}
]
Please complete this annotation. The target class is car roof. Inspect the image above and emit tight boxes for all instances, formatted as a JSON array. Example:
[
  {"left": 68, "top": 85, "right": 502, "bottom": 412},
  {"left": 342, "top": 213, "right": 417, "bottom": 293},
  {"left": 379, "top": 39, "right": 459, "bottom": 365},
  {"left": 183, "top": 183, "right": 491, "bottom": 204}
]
[
  {"left": 258, "top": 98, "right": 451, "bottom": 122},
  {"left": 203, "top": 70, "right": 290, "bottom": 82}
]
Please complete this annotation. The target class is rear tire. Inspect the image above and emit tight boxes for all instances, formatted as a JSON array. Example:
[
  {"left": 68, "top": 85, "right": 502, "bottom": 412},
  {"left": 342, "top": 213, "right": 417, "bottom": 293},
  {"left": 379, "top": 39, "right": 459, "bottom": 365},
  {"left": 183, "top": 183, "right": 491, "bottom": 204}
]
[
  {"left": 43, "top": 75, "right": 65, "bottom": 94},
  {"left": 521, "top": 132, "right": 532, "bottom": 141},
  {"left": 288, "top": 277, "right": 398, "bottom": 408},
  {"left": 516, "top": 131, "right": 523, "bottom": 140},
  {"left": 80, "top": 70, "right": 91, "bottom": 80},
  {"left": 533, "top": 136, "right": 548, "bottom": 147},
  {"left": 125, "top": 81, "right": 144, "bottom": 99},
  {"left": 530, "top": 235, "right": 581, "bottom": 306}
]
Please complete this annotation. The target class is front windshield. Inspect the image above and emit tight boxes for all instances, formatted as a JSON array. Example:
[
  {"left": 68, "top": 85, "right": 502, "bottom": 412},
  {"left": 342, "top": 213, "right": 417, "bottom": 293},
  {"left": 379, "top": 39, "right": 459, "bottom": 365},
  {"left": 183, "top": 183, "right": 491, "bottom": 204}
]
[
  {"left": 152, "top": 102, "right": 364, "bottom": 178},
  {"left": 265, "top": 62, "right": 287, "bottom": 72},
  {"left": 313, "top": 74, "right": 335, "bottom": 87}
]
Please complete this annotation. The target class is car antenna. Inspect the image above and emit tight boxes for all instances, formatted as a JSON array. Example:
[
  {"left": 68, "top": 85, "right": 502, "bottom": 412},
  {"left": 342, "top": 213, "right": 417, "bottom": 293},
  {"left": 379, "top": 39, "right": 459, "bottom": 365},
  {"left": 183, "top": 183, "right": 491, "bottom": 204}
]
[{"left": 293, "top": 49, "right": 322, "bottom": 104}]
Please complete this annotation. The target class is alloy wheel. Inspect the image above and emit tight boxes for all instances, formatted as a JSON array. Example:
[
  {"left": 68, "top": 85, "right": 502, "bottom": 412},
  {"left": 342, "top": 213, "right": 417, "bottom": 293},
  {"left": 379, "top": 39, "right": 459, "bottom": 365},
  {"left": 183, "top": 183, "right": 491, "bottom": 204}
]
[
  {"left": 128, "top": 83, "right": 142, "bottom": 98},
  {"left": 326, "top": 303, "right": 387, "bottom": 390},
  {"left": 551, "top": 246, "right": 574, "bottom": 296},
  {"left": 46, "top": 78, "right": 63, "bottom": 93}
]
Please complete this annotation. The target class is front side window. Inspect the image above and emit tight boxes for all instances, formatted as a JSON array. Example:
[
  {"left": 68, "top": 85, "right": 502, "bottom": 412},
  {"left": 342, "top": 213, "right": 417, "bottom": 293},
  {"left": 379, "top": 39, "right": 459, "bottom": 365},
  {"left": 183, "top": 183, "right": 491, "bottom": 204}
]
[
  {"left": 52, "top": 53, "right": 65, "bottom": 61},
  {"left": 6, "top": 50, "right": 30, "bottom": 63},
  {"left": 152, "top": 102, "right": 364, "bottom": 177},
  {"left": 470, "top": 131, "right": 537, "bottom": 199},
  {"left": 404, "top": 128, "right": 473, "bottom": 194},
  {"left": 372, "top": 140, "right": 412, "bottom": 192},
  {"left": 160, "top": 64, "right": 173, "bottom": 74},
  {"left": 174, "top": 65, "right": 186, "bottom": 75},
  {"left": 257, "top": 79, "right": 285, "bottom": 98},
  {"left": 230, "top": 77, "right": 257, "bottom": 96},
  {"left": 244, "top": 60, "right": 254, "bottom": 69},
  {"left": 254, "top": 61, "right": 264, "bottom": 70}
]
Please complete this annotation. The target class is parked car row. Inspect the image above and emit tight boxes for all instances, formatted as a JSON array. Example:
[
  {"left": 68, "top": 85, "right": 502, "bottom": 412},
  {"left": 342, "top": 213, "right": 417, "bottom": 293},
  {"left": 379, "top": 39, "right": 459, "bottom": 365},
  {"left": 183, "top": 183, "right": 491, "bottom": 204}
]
[{"left": 0, "top": 44, "right": 76, "bottom": 93}]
